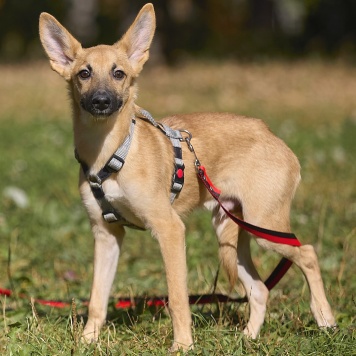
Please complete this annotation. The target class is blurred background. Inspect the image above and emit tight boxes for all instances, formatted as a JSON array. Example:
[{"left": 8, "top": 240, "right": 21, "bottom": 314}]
[{"left": 1, "top": 0, "right": 356, "bottom": 63}]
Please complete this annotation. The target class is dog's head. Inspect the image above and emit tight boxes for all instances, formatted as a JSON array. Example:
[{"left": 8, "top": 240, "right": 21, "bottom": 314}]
[{"left": 39, "top": 4, "right": 155, "bottom": 119}]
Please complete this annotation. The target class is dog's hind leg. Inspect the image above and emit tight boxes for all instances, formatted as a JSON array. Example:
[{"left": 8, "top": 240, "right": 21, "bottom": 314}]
[
  {"left": 212, "top": 205, "right": 269, "bottom": 339},
  {"left": 212, "top": 204, "right": 239, "bottom": 288},
  {"left": 255, "top": 235, "right": 336, "bottom": 329},
  {"left": 237, "top": 231, "right": 270, "bottom": 338},
  {"left": 82, "top": 223, "right": 125, "bottom": 343},
  {"left": 237, "top": 153, "right": 336, "bottom": 330},
  {"left": 242, "top": 192, "right": 336, "bottom": 330}
]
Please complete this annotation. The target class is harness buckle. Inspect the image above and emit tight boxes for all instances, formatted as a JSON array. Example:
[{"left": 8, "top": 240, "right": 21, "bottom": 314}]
[
  {"left": 103, "top": 212, "right": 119, "bottom": 223},
  {"left": 88, "top": 174, "right": 102, "bottom": 185},
  {"left": 107, "top": 154, "right": 125, "bottom": 172}
]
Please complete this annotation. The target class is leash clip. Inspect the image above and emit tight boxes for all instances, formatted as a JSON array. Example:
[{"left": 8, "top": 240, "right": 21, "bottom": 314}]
[{"left": 179, "top": 129, "right": 201, "bottom": 169}]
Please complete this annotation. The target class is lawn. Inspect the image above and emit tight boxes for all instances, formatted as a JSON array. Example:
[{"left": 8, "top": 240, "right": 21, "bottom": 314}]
[{"left": 0, "top": 59, "right": 355, "bottom": 355}]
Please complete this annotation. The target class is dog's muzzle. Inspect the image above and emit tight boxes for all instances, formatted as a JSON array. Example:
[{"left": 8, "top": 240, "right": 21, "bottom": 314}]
[{"left": 81, "top": 90, "right": 123, "bottom": 117}]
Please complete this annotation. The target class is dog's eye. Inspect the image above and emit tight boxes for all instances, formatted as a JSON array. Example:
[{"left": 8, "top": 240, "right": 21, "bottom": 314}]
[
  {"left": 113, "top": 70, "right": 125, "bottom": 80},
  {"left": 78, "top": 69, "right": 91, "bottom": 79}
]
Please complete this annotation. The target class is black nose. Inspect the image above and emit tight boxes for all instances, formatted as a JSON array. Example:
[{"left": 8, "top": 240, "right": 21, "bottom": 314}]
[{"left": 92, "top": 91, "right": 111, "bottom": 111}]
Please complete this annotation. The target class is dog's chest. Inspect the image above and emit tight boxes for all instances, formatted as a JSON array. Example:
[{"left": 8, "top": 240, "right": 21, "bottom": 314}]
[
  {"left": 100, "top": 177, "right": 145, "bottom": 227},
  {"left": 102, "top": 179, "right": 125, "bottom": 202}
]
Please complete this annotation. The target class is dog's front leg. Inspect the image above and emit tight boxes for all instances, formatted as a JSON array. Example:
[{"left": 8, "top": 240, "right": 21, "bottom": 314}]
[
  {"left": 152, "top": 212, "right": 193, "bottom": 352},
  {"left": 82, "top": 223, "right": 125, "bottom": 343}
]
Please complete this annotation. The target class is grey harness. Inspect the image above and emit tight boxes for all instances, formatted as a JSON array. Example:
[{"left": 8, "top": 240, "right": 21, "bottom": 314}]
[{"left": 75, "top": 109, "right": 185, "bottom": 230}]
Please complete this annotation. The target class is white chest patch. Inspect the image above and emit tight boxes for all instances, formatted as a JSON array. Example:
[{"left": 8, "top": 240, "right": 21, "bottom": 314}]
[
  {"left": 100, "top": 178, "right": 145, "bottom": 228},
  {"left": 102, "top": 179, "right": 125, "bottom": 203}
]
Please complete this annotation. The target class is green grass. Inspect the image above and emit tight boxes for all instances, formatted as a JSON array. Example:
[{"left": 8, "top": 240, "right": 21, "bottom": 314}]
[{"left": 0, "top": 60, "right": 355, "bottom": 354}]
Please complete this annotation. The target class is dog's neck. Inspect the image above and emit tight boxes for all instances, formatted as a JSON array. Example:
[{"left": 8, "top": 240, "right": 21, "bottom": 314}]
[{"left": 72, "top": 97, "right": 135, "bottom": 174}]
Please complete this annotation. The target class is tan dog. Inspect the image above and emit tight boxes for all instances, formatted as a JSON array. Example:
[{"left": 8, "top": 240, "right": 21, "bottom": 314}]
[{"left": 39, "top": 3, "right": 335, "bottom": 351}]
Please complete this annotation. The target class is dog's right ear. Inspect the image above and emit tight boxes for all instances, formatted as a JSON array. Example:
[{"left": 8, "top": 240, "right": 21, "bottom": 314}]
[{"left": 39, "top": 13, "right": 82, "bottom": 80}]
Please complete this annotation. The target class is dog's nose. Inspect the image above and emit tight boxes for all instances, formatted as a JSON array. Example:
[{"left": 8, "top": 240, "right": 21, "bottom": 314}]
[{"left": 92, "top": 91, "right": 111, "bottom": 111}]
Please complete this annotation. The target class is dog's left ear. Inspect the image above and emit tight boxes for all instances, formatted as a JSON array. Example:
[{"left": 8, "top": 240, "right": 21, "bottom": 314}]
[{"left": 119, "top": 3, "right": 156, "bottom": 74}]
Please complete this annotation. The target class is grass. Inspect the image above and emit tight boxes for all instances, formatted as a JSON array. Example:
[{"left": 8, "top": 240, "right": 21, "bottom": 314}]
[{"left": 0, "top": 59, "right": 355, "bottom": 354}]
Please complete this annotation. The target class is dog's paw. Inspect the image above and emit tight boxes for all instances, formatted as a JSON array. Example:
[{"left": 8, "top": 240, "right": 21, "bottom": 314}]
[
  {"left": 242, "top": 325, "right": 259, "bottom": 339},
  {"left": 81, "top": 332, "right": 97, "bottom": 345},
  {"left": 315, "top": 311, "right": 337, "bottom": 330},
  {"left": 168, "top": 341, "right": 194, "bottom": 353},
  {"left": 81, "top": 325, "right": 100, "bottom": 344},
  {"left": 319, "top": 323, "right": 338, "bottom": 333}
]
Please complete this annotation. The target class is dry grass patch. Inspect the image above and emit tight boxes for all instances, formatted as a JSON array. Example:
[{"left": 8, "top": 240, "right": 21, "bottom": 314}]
[{"left": 1, "top": 59, "right": 356, "bottom": 126}]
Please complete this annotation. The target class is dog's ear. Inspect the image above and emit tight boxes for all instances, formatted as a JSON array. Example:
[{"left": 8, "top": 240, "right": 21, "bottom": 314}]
[
  {"left": 119, "top": 3, "right": 156, "bottom": 74},
  {"left": 39, "top": 13, "right": 82, "bottom": 81}
]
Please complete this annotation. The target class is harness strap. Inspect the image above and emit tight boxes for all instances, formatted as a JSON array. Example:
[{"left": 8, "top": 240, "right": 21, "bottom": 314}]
[
  {"left": 161, "top": 124, "right": 185, "bottom": 202},
  {"left": 107, "top": 118, "right": 136, "bottom": 172},
  {"left": 76, "top": 119, "right": 143, "bottom": 229},
  {"left": 136, "top": 109, "right": 185, "bottom": 202},
  {"left": 75, "top": 110, "right": 185, "bottom": 227}
]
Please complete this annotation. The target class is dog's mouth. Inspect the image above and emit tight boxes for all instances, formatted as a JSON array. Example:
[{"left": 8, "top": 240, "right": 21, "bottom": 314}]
[{"left": 80, "top": 91, "right": 123, "bottom": 118}]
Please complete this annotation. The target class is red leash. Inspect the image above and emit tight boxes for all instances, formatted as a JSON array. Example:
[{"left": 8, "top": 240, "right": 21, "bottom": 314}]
[
  {"left": 0, "top": 287, "right": 247, "bottom": 309},
  {"left": 196, "top": 164, "right": 301, "bottom": 290}
]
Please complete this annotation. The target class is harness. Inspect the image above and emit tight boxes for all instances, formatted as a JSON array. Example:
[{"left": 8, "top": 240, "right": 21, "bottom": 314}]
[{"left": 75, "top": 109, "right": 185, "bottom": 229}]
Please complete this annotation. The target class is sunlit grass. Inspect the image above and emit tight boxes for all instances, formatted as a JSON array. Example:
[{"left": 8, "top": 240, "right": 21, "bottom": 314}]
[{"left": 0, "top": 59, "right": 355, "bottom": 354}]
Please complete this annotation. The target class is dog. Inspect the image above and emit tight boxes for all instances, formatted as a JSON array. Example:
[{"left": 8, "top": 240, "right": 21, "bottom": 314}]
[{"left": 39, "top": 3, "right": 335, "bottom": 351}]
